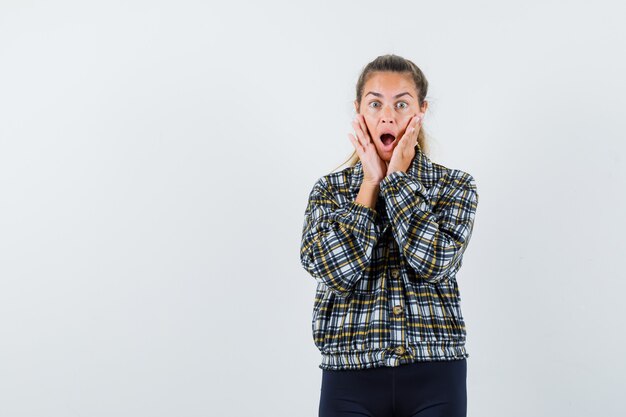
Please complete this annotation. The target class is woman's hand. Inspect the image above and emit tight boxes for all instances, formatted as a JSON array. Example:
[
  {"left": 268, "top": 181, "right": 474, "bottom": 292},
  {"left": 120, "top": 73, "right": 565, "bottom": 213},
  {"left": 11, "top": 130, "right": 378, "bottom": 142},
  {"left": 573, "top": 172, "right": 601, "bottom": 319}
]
[
  {"left": 347, "top": 113, "right": 387, "bottom": 187},
  {"left": 387, "top": 113, "right": 423, "bottom": 175}
]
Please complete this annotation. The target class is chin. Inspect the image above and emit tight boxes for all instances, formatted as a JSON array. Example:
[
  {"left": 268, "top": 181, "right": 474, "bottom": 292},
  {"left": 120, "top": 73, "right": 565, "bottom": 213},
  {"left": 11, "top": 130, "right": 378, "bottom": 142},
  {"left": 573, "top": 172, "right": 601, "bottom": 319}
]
[{"left": 376, "top": 148, "right": 393, "bottom": 162}]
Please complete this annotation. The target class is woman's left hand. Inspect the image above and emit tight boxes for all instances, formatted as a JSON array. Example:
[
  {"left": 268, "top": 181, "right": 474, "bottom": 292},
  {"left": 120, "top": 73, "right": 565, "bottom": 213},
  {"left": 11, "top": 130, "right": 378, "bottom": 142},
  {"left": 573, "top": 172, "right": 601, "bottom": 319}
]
[{"left": 387, "top": 113, "right": 424, "bottom": 175}]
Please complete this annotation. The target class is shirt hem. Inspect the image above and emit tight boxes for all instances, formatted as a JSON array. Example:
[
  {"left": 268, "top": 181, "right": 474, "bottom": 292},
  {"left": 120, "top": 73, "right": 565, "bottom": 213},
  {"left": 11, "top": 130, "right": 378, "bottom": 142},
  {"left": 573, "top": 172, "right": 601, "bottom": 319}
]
[{"left": 318, "top": 341, "right": 469, "bottom": 371}]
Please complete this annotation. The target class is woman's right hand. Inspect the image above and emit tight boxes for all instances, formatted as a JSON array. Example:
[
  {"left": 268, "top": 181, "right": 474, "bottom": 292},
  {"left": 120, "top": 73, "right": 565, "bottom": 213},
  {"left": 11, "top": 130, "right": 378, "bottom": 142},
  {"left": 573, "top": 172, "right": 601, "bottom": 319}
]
[{"left": 347, "top": 114, "right": 387, "bottom": 186}]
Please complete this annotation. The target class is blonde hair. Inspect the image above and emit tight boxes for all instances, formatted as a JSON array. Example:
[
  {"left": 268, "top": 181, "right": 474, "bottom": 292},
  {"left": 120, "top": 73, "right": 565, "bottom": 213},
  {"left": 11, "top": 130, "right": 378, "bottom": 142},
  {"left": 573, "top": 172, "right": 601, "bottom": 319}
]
[{"left": 333, "top": 54, "right": 430, "bottom": 173}]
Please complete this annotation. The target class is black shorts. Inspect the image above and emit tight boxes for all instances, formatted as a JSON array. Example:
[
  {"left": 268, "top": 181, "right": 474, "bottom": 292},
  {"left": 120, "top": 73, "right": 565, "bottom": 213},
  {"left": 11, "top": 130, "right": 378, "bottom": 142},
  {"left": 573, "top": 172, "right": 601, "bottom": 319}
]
[{"left": 319, "top": 359, "right": 467, "bottom": 417}]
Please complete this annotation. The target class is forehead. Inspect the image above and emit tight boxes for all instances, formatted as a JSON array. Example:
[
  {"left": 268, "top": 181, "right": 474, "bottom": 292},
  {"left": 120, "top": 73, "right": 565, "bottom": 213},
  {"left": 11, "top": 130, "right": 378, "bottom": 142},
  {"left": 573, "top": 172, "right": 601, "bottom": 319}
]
[{"left": 363, "top": 71, "right": 416, "bottom": 96}]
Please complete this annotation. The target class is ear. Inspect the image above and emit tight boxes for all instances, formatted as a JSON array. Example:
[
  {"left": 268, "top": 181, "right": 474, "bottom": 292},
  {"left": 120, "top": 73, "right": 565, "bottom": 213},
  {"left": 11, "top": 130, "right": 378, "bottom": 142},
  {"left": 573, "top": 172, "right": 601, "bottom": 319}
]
[
  {"left": 354, "top": 100, "right": 359, "bottom": 114},
  {"left": 421, "top": 100, "right": 429, "bottom": 114}
]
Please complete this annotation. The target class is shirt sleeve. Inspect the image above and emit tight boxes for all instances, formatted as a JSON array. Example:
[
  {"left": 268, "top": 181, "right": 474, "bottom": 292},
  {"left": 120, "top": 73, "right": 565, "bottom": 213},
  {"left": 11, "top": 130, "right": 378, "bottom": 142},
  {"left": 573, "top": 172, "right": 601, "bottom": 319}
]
[
  {"left": 300, "top": 176, "right": 382, "bottom": 297},
  {"left": 379, "top": 169, "right": 479, "bottom": 284}
]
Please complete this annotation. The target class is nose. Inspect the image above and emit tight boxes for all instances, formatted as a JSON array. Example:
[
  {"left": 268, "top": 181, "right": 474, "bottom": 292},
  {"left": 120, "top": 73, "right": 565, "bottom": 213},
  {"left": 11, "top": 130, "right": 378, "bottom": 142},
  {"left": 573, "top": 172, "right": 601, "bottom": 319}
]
[{"left": 380, "top": 105, "right": 395, "bottom": 125}]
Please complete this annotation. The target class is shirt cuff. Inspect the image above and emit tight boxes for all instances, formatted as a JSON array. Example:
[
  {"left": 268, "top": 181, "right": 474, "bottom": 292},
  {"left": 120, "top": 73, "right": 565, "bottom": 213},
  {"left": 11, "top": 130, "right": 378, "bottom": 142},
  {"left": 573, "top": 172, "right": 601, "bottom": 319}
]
[{"left": 348, "top": 200, "right": 379, "bottom": 223}]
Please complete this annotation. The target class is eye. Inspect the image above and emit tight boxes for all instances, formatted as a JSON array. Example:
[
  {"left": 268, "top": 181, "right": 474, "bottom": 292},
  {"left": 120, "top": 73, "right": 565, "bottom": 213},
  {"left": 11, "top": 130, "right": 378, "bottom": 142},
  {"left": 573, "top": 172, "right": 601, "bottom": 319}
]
[
  {"left": 368, "top": 101, "right": 380, "bottom": 108},
  {"left": 396, "top": 102, "right": 408, "bottom": 109}
]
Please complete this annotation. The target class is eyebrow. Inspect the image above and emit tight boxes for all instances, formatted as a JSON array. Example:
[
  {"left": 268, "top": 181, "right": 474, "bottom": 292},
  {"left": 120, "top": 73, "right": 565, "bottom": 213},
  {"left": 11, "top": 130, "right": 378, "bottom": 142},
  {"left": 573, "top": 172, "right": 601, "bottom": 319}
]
[{"left": 365, "top": 91, "right": 413, "bottom": 99}]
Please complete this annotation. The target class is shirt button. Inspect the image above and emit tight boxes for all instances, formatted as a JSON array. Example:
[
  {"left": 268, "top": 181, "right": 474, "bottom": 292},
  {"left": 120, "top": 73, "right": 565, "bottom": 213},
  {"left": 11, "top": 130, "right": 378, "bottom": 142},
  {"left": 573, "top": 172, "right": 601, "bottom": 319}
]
[
  {"left": 394, "top": 346, "right": 406, "bottom": 355},
  {"left": 393, "top": 305, "right": 403, "bottom": 315},
  {"left": 391, "top": 269, "right": 399, "bottom": 278}
]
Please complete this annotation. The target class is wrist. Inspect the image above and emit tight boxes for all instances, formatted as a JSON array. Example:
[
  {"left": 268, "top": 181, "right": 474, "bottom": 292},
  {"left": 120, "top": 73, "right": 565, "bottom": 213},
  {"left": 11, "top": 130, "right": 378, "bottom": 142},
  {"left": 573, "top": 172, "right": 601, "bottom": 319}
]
[
  {"left": 386, "top": 166, "right": 407, "bottom": 175},
  {"left": 361, "top": 180, "right": 381, "bottom": 190}
]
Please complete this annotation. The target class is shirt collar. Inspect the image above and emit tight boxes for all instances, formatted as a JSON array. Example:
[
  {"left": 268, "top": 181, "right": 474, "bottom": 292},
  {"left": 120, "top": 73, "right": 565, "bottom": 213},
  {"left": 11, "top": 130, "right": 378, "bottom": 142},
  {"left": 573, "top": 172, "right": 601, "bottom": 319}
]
[{"left": 348, "top": 143, "right": 433, "bottom": 194}]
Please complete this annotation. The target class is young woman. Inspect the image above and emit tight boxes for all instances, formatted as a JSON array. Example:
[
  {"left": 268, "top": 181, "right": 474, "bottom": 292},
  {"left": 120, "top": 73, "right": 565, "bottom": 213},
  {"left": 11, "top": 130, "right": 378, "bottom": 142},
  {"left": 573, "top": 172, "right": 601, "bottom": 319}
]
[{"left": 300, "top": 54, "right": 479, "bottom": 417}]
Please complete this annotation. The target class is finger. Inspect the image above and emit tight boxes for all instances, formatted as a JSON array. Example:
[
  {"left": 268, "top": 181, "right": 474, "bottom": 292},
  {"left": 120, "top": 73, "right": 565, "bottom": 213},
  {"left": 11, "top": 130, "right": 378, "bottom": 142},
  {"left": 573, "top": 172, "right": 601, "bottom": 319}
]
[
  {"left": 401, "top": 119, "right": 416, "bottom": 142},
  {"left": 412, "top": 114, "right": 422, "bottom": 134},
  {"left": 401, "top": 115, "right": 418, "bottom": 140},
  {"left": 356, "top": 114, "right": 375, "bottom": 148},
  {"left": 413, "top": 114, "right": 421, "bottom": 128},
  {"left": 348, "top": 132, "right": 364, "bottom": 155},
  {"left": 356, "top": 114, "right": 373, "bottom": 143},
  {"left": 406, "top": 114, "right": 418, "bottom": 131},
  {"left": 400, "top": 124, "right": 417, "bottom": 149},
  {"left": 413, "top": 115, "right": 423, "bottom": 145},
  {"left": 417, "top": 113, "right": 424, "bottom": 128},
  {"left": 351, "top": 118, "right": 368, "bottom": 149},
  {"left": 352, "top": 117, "right": 373, "bottom": 154}
]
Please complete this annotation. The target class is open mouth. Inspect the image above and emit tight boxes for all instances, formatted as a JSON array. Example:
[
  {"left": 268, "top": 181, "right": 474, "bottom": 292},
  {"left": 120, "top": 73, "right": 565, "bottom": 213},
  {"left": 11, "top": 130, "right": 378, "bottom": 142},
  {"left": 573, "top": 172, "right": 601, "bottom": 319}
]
[{"left": 380, "top": 133, "right": 396, "bottom": 146}]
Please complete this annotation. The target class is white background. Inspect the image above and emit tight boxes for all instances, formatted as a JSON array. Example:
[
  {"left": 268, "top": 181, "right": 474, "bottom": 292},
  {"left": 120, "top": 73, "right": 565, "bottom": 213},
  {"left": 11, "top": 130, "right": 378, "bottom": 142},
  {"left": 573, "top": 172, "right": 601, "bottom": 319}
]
[{"left": 1, "top": 1, "right": 625, "bottom": 416}]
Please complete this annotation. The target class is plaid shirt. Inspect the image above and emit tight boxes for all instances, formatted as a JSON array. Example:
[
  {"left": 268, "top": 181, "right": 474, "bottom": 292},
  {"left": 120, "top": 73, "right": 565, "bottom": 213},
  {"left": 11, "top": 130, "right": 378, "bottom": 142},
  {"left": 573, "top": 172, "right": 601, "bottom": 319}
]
[{"left": 300, "top": 145, "right": 479, "bottom": 370}]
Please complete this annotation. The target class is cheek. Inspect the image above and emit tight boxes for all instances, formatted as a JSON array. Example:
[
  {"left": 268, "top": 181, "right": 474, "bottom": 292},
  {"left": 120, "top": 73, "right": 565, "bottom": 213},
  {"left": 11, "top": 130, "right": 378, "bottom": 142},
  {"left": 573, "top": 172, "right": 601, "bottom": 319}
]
[
  {"left": 363, "top": 118, "right": 376, "bottom": 136},
  {"left": 402, "top": 116, "right": 415, "bottom": 132}
]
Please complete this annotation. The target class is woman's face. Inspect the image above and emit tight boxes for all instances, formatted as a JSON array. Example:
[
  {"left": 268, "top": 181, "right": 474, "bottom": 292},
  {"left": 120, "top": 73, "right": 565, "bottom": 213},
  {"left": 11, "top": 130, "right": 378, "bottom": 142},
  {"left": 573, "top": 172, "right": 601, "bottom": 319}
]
[{"left": 355, "top": 71, "right": 428, "bottom": 162}]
